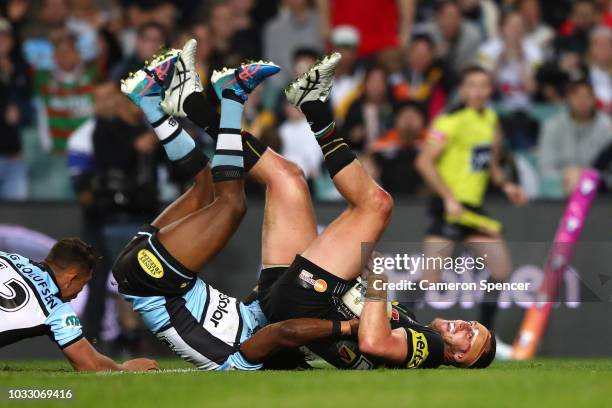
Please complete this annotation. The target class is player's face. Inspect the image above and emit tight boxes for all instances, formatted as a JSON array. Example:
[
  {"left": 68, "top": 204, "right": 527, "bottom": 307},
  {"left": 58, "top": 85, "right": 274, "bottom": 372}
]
[
  {"left": 430, "top": 318, "right": 491, "bottom": 367},
  {"left": 461, "top": 73, "right": 492, "bottom": 110},
  {"left": 62, "top": 269, "right": 92, "bottom": 301},
  {"left": 431, "top": 318, "right": 475, "bottom": 352}
]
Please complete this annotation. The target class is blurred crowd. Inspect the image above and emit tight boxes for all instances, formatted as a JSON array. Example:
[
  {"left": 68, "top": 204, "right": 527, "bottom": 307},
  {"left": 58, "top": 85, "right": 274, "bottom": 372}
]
[{"left": 0, "top": 0, "right": 611, "bottom": 207}]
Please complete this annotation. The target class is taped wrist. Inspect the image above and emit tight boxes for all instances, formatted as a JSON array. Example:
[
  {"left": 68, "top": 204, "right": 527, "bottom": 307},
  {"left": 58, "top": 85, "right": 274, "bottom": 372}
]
[{"left": 365, "top": 273, "right": 388, "bottom": 301}]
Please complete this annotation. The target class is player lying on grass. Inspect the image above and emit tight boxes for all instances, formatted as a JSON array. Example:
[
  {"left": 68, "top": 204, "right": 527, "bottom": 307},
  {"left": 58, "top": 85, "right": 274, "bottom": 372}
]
[
  {"left": 160, "top": 42, "right": 496, "bottom": 369},
  {"left": 115, "top": 46, "right": 357, "bottom": 370},
  {"left": 0, "top": 241, "right": 157, "bottom": 372}
]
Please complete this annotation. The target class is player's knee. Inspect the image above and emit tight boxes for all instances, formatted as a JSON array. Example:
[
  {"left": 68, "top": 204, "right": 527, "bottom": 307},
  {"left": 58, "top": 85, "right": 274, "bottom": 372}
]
[
  {"left": 491, "top": 263, "right": 513, "bottom": 282},
  {"left": 363, "top": 187, "right": 394, "bottom": 221},
  {"left": 277, "top": 158, "right": 307, "bottom": 186}
]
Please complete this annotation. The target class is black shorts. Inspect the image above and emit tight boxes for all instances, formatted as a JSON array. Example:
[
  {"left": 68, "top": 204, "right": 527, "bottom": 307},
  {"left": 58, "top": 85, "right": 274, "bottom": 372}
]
[
  {"left": 425, "top": 197, "right": 487, "bottom": 241},
  {"left": 112, "top": 225, "right": 197, "bottom": 297},
  {"left": 259, "top": 255, "right": 353, "bottom": 323}
]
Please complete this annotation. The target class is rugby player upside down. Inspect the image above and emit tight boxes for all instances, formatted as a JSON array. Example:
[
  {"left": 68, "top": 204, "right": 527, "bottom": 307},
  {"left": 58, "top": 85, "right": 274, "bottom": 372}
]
[
  {"left": 114, "top": 40, "right": 495, "bottom": 370},
  {"left": 114, "top": 44, "right": 358, "bottom": 370}
]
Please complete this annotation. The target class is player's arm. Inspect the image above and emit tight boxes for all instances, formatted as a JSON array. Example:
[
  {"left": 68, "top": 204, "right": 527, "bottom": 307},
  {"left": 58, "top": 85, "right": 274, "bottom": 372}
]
[
  {"left": 489, "top": 125, "right": 527, "bottom": 206},
  {"left": 489, "top": 125, "right": 507, "bottom": 188},
  {"left": 357, "top": 273, "right": 407, "bottom": 364},
  {"left": 48, "top": 302, "right": 157, "bottom": 372},
  {"left": 240, "top": 318, "right": 358, "bottom": 363},
  {"left": 415, "top": 131, "right": 463, "bottom": 216},
  {"left": 62, "top": 337, "right": 158, "bottom": 372}
]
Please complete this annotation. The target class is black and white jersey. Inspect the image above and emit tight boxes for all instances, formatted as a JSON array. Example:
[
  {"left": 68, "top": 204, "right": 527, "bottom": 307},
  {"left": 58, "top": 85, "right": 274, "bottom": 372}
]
[{"left": 0, "top": 252, "right": 83, "bottom": 349}]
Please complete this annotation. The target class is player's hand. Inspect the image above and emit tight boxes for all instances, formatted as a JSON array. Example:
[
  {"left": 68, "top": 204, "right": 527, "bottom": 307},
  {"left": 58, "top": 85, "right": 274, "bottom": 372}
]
[
  {"left": 122, "top": 358, "right": 159, "bottom": 371},
  {"left": 503, "top": 182, "right": 528, "bottom": 206},
  {"left": 363, "top": 250, "right": 383, "bottom": 279},
  {"left": 444, "top": 197, "right": 464, "bottom": 218}
]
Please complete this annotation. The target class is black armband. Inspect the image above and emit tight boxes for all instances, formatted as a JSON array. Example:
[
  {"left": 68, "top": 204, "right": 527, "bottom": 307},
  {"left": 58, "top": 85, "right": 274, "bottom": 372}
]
[{"left": 332, "top": 320, "right": 342, "bottom": 338}]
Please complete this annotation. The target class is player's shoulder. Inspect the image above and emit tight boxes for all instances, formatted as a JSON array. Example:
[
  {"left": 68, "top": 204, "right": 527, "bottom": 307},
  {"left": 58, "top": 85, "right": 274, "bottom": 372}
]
[
  {"left": 430, "top": 105, "right": 466, "bottom": 135},
  {"left": 401, "top": 324, "right": 445, "bottom": 369}
]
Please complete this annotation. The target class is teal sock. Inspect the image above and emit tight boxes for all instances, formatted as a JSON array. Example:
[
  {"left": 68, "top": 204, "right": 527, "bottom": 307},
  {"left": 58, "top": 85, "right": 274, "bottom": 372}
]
[
  {"left": 212, "top": 90, "right": 245, "bottom": 182},
  {"left": 139, "top": 95, "right": 165, "bottom": 123}
]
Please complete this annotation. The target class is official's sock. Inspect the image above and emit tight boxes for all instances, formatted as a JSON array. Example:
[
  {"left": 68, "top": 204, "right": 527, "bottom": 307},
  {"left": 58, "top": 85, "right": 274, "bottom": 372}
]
[
  {"left": 212, "top": 89, "right": 244, "bottom": 182},
  {"left": 480, "top": 278, "right": 501, "bottom": 329},
  {"left": 142, "top": 95, "right": 208, "bottom": 178},
  {"left": 301, "top": 100, "right": 355, "bottom": 178},
  {"left": 182, "top": 92, "right": 267, "bottom": 171}
]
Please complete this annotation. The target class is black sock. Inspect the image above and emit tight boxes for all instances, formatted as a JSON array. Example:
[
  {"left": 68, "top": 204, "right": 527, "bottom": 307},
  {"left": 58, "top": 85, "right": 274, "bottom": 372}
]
[
  {"left": 183, "top": 91, "right": 220, "bottom": 139},
  {"left": 480, "top": 279, "right": 500, "bottom": 329},
  {"left": 183, "top": 92, "right": 266, "bottom": 172},
  {"left": 241, "top": 131, "right": 267, "bottom": 171},
  {"left": 301, "top": 100, "right": 355, "bottom": 178}
]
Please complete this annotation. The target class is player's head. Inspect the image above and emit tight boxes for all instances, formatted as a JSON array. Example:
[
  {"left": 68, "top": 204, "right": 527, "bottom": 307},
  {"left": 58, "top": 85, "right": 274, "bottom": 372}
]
[
  {"left": 430, "top": 318, "right": 496, "bottom": 368},
  {"left": 45, "top": 238, "right": 97, "bottom": 301},
  {"left": 459, "top": 65, "right": 493, "bottom": 110}
]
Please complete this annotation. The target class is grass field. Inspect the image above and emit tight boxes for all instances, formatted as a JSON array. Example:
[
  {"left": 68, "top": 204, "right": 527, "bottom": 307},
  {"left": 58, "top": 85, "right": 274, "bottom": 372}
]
[{"left": 1, "top": 359, "right": 611, "bottom": 408}]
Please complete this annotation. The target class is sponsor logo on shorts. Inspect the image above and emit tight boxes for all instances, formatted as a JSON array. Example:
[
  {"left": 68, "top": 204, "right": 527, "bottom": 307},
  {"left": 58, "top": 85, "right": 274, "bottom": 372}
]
[
  {"left": 299, "top": 270, "right": 327, "bottom": 293},
  {"left": 338, "top": 344, "right": 357, "bottom": 364},
  {"left": 391, "top": 308, "right": 400, "bottom": 321},
  {"left": 314, "top": 279, "right": 327, "bottom": 293},
  {"left": 137, "top": 249, "right": 164, "bottom": 279},
  {"left": 352, "top": 356, "right": 375, "bottom": 370},
  {"left": 406, "top": 328, "right": 429, "bottom": 369},
  {"left": 210, "top": 293, "right": 231, "bottom": 327}
]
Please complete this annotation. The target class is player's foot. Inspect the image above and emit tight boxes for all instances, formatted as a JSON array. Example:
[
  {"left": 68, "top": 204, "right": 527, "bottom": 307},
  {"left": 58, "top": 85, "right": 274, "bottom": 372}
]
[
  {"left": 160, "top": 39, "right": 202, "bottom": 118},
  {"left": 211, "top": 60, "right": 280, "bottom": 102},
  {"left": 120, "top": 49, "right": 180, "bottom": 106},
  {"left": 285, "top": 52, "right": 341, "bottom": 112}
]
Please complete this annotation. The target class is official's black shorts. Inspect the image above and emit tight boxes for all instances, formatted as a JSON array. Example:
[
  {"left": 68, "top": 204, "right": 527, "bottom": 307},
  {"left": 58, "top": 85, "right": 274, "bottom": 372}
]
[
  {"left": 112, "top": 225, "right": 197, "bottom": 297},
  {"left": 425, "top": 197, "right": 487, "bottom": 241},
  {"left": 259, "top": 255, "right": 353, "bottom": 323}
]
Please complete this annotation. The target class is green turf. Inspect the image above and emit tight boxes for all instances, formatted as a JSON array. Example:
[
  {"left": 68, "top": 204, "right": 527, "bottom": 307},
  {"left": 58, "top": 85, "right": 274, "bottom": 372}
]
[{"left": 1, "top": 359, "right": 611, "bottom": 408}]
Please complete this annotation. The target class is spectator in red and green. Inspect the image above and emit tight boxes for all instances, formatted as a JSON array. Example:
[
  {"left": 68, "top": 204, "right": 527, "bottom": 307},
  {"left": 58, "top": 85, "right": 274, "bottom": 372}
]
[{"left": 34, "top": 30, "right": 97, "bottom": 153}]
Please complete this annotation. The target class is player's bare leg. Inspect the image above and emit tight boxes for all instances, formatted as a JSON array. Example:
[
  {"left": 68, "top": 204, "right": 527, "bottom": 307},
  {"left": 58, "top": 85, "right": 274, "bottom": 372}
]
[
  {"left": 300, "top": 160, "right": 393, "bottom": 281},
  {"left": 159, "top": 41, "right": 318, "bottom": 268},
  {"left": 122, "top": 49, "right": 279, "bottom": 272},
  {"left": 464, "top": 234, "right": 512, "bottom": 282},
  {"left": 465, "top": 234, "right": 512, "bottom": 329},
  {"left": 285, "top": 53, "right": 393, "bottom": 281},
  {"left": 151, "top": 166, "right": 214, "bottom": 229},
  {"left": 249, "top": 149, "right": 318, "bottom": 267},
  {"left": 421, "top": 236, "right": 456, "bottom": 283}
]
